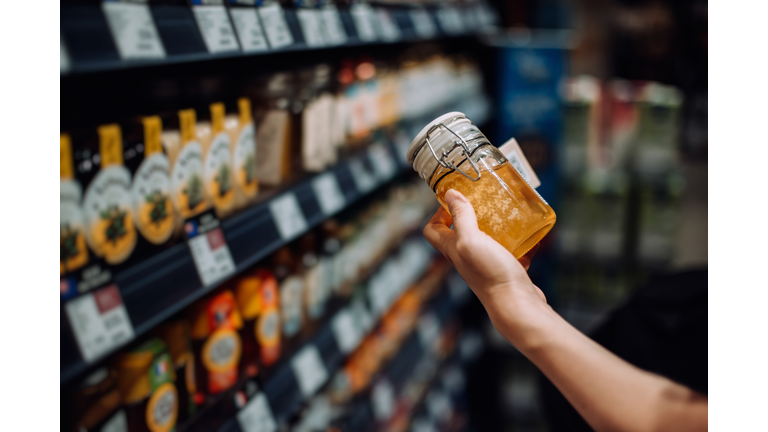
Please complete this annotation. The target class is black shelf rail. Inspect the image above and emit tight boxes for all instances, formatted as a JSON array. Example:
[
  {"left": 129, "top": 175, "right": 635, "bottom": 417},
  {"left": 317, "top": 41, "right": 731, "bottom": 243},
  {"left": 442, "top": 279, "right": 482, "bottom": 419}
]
[
  {"left": 61, "top": 2, "right": 499, "bottom": 76},
  {"left": 60, "top": 140, "right": 406, "bottom": 386}
]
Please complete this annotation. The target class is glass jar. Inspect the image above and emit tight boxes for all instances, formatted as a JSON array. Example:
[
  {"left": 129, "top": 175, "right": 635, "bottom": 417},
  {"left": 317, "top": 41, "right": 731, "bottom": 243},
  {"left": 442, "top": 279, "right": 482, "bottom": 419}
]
[{"left": 406, "top": 112, "right": 556, "bottom": 259}]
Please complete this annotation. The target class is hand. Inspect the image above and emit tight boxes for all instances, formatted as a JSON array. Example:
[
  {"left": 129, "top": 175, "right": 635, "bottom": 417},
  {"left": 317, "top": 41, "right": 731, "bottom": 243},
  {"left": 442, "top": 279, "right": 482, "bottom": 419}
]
[{"left": 423, "top": 189, "right": 549, "bottom": 344}]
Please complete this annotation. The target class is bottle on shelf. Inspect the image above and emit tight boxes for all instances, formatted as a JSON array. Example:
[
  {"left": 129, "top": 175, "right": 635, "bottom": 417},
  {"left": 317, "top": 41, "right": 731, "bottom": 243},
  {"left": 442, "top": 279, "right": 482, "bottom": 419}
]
[
  {"left": 60, "top": 133, "right": 89, "bottom": 276},
  {"left": 200, "top": 102, "right": 236, "bottom": 219},
  {"left": 226, "top": 97, "right": 259, "bottom": 210}
]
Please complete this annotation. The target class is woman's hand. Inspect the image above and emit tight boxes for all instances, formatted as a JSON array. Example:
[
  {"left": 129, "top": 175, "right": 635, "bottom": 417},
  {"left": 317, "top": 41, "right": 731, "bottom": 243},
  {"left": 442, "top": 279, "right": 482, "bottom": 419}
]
[{"left": 422, "top": 189, "right": 551, "bottom": 346}]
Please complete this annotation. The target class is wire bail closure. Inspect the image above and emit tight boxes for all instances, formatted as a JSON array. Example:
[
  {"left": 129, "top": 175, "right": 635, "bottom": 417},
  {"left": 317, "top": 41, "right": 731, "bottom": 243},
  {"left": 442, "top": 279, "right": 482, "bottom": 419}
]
[{"left": 423, "top": 121, "right": 482, "bottom": 182}]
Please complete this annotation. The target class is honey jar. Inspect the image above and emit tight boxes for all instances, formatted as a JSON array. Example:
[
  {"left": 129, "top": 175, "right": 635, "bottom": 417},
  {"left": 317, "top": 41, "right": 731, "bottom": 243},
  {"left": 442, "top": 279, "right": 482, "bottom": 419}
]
[{"left": 406, "top": 112, "right": 556, "bottom": 259}]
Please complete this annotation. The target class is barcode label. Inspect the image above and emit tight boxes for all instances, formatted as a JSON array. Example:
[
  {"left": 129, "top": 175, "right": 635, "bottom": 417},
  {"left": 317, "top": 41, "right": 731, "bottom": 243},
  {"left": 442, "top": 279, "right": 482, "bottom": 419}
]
[
  {"left": 350, "top": 3, "right": 378, "bottom": 42},
  {"left": 229, "top": 7, "right": 270, "bottom": 52},
  {"left": 102, "top": 1, "right": 166, "bottom": 59},
  {"left": 258, "top": 3, "right": 293, "bottom": 49},
  {"left": 237, "top": 393, "right": 277, "bottom": 432},
  {"left": 349, "top": 158, "right": 378, "bottom": 194},
  {"left": 192, "top": 4, "right": 241, "bottom": 53},
  {"left": 312, "top": 172, "right": 346, "bottom": 216},
  {"left": 318, "top": 6, "right": 347, "bottom": 46},
  {"left": 375, "top": 8, "right": 401, "bottom": 41},
  {"left": 409, "top": 8, "right": 437, "bottom": 39},
  {"left": 297, "top": 9, "right": 325, "bottom": 47},
  {"left": 269, "top": 193, "right": 308, "bottom": 241},
  {"left": 291, "top": 345, "right": 329, "bottom": 397}
]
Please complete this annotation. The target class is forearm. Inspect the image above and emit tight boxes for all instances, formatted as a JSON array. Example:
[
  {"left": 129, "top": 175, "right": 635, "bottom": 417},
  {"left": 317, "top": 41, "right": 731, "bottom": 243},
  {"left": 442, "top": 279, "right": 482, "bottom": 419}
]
[{"left": 478, "top": 290, "right": 707, "bottom": 432}]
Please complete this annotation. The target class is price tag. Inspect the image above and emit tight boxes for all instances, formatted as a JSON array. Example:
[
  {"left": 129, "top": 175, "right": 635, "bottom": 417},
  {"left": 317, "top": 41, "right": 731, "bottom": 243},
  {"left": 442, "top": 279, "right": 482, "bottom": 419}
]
[
  {"left": 102, "top": 1, "right": 166, "bottom": 59},
  {"left": 409, "top": 8, "right": 437, "bottom": 39},
  {"left": 436, "top": 7, "right": 464, "bottom": 35},
  {"left": 331, "top": 309, "right": 360, "bottom": 354},
  {"left": 192, "top": 4, "right": 241, "bottom": 53},
  {"left": 269, "top": 193, "right": 308, "bottom": 241},
  {"left": 368, "top": 144, "right": 397, "bottom": 182},
  {"left": 258, "top": 3, "right": 293, "bottom": 49},
  {"left": 296, "top": 9, "right": 325, "bottom": 47},
  {"left": 371, "top": 379, "right": 395, "bottom": 421},
  {"left": 229, "top": 7, "right": 270, "bottom": 52},
  {"left": 65, "top": 284, "right": 135, "bottom": 363},
  {"left": 312, "top": 172, "right": 345, "bottom": 216},
  {"left": 350, "top": 3, "right": 378, "bottom": 42},
  {"left": 349, "top": 158, "right": 377, "bottom": 194},
  {"left": 318, "top": 6, "right": 347, "bottom": 46},
  {"left": 375, "top": 8, "right": 401, "bottom": 42},
  {"left": 417, "top": 312, "right": 440, "bottom": 351},
  {"left": 498, "top": 137, "right": 541, "bottom": 188},
  {"left": 351, "top": 298, "right": 374, "bottom": 333},
  {"left": 426, "top": 390, "right": 452, "bottom": 424},
  {"left": 61, "top": 36, "right": 71, "bottom": 73},
  {"left": 237, "top": 393, "right": 277, "bottom": 432},
  {"left": 184, "top": 211, "right": 236, "bottom": 286},
  {"left": 291, "top": 345, "right": 329, "bottom": 397}
]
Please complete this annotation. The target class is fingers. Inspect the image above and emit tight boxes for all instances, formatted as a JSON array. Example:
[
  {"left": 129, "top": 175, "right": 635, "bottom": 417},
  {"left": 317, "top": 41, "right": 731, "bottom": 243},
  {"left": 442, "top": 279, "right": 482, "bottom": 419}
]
[
  {"left": 444, "top": 189, "right": 479, "bottom": 242},
  {"left": 423, "top": 207, "right": 456, "bottom": 257}
]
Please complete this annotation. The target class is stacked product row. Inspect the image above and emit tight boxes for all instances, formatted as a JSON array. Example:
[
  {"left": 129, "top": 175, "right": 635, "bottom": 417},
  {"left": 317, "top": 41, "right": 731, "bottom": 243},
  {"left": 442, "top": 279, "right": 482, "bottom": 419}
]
[{"left": 64, "top": 179, "right": 441, "bottom": 432}]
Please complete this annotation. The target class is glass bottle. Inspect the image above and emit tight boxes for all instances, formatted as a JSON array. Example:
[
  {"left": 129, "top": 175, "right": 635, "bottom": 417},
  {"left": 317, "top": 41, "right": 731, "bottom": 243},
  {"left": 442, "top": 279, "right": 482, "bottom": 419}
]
[{"left": 406, "top": 112, "right": 556, "bottom": 259}]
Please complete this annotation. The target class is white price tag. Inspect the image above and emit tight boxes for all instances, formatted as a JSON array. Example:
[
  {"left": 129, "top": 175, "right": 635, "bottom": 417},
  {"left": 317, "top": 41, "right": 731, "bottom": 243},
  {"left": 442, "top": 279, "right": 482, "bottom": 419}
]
[
  {"left": 349, "top": 158, "right": 377, "bottom": 193},
  {"left": 426, "top": 390, "right": 452, "bottom": 424},
  {"left": 187, "top": 224, "right": 236, "bottom": 286},
  {"left": 331, "top": 309, "right": 361, "bottom": 354},
  {"left": 409, "top": 8, "right": 437, "bottom": 39},
  {"left": 375, "top": 8, "right": 401, "bottom": 41},
  {"left": 351, "top": 298, "right": 374, "bottom": 333},
  {"left": 297, "top": 9, "right": 325, "bottom": 47},
  {"left": 368, "top": 144, "right": 397, "bottom": 182},
  {"left": 371, "top": 379, "right": 395, "bottom": 421},
  {"left": 192, "top": 5, "right": 240, "bottom": 53},
  {"left": 269, "top": 193, "right": 308, "bottom": 241},
  {"left": 258, "top": 3, "right": 293, "bottom": 49},
  {"left": 102, "top": 1, "right": 166, "bottom": 59},
  {"left": 417, "top": 312, "right": 440, "bottom": 351},
  {"left": 61, "top": 36, "right": 71, "bottom": 73},
  {"left": 436, "top": 7, "right": 464, "bottom": 35},
  {"left": 311, "top": 172, "right": 345, "bottom": 216},
  {"left": 237, "top": 393, "right": 277, "bottom": 432},
  {"left": 319, "top": 6, "right": 347, "bottom": 46},
  {"left": 65, "top": 285, "right": 134, "bottom": 363},
  {"left": 291, "top": 345, "right": 329, "bottom": 397},
  {"left": 229, "top": 8, "right": 270, "bottom": 52},
  {"left": 498, "top": 137, "right": 541, "bottom": 188},
  {"left": 350, "top": 4, "right": 378, "bottom": 42}
]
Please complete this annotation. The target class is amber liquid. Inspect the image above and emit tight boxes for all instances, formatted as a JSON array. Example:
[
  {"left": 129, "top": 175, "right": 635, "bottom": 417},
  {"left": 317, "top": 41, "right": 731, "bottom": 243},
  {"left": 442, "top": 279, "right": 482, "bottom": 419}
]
[{"left": 435, "top": 161, "right": 556, "bottom": 259}]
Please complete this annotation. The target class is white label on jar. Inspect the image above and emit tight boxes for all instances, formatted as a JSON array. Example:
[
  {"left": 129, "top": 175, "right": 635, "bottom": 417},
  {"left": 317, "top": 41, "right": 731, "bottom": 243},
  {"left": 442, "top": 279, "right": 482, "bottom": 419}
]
[
  {"left": 232, "top": 123, "right": 258, "bottom": 198},
  {"left": 297, "top": 9, "right": 326, "bottom": 47},
  {"left": 375, "top": 8, "right": 400, "bottom": 41},
  {"left": 131, "top": 153, "right": 174, "bottom": 244},
  {"left": 318, "top": 6, "right": 347, "bottom": 46},
  {"left": 102, "top": 1, "right": 166, "bottom": 59},
  {"left": 82, "top": 166, "right": 137, "bottom": 264},
  {"left": 61, "top": 180, "right": 88, "bottom": 272},
  {"left": 331, "top": 308, "right": 360, "bottom": 354},
  {"left": 409, "top": 8, "right": 436, "bottom": 39},
  {"left": 171, "top": 141, "right": 206, "bottom": 216},
  {"left": 204, "top": 132, "right": 234, "bottom": 203},
  {"left": 280, "top": 275, "right": 304, "bottom": 337},
  {"left": 291, "top": 345, "right": 328, "bottom": 397},
  {"left": 269, "top": 193, "right": 308, "bottom": 241},
  {"left": 258, "top": 3, "right": 293, "bottom": 49},
  {"left": 229, "top": 7, "right": 270, "bottom": 52},
  {"left": 312, "top": 172, "right": 345, "bottom": 216},
  {"left": 350, "top": 4, "right": 378, "bottom": 42},
  {"left": 192, "top": 5, "right": 241, "bottom": 53},
  {"left": 349, "top": 158, "right": 377, "bottom": 193},
  {"left": 497, "top": 137, "right": 541, "bottom": 188},
  {"left": 65, "top": 284, "right": 134, "bottom": 363},
  {"left": 237, "top": 393, "right": 277, "bottom": 432}
]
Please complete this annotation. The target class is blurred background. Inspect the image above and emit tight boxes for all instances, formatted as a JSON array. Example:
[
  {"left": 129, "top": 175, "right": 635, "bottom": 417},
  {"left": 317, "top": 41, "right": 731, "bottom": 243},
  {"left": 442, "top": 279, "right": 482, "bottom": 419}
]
[{"left": 60, "top": 0, "right": 707, "bottom": 431}]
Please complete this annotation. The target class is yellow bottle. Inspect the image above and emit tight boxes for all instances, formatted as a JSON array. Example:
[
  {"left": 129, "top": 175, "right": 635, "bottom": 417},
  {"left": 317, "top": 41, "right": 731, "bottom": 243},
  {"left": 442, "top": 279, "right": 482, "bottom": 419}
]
[
  {"left": 406, "top": 112, "right": 556, "bottom": 259},
  {"left": 60, "top": 134, "right": 89, "bottom": 274}
]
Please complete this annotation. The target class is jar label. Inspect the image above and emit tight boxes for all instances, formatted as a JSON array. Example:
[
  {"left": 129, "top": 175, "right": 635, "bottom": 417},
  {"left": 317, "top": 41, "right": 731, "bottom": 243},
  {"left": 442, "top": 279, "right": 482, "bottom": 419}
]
[
  {"left": 145, "top": 382, "right": 178, "bottom": 432},
  {"left": 82, "top": 166, "right": 137, "bottom": 265},
  {"left": 202, "top": 328, "right": 242, "bottom": 393},
  {"left": 204, "top": 132, "right": 235, "bottom": 213},
  {"left": 131, "top": 153, "right": 174, "bottom": 245},
  {"left": 171, "top": 141, "right": 207, "bottom": 218},
  {"left": 61, "top": 180, "right": 89, "bottom": 275},
  {"left": 233, "top": 123, "right": 258, "bottom": 198}
]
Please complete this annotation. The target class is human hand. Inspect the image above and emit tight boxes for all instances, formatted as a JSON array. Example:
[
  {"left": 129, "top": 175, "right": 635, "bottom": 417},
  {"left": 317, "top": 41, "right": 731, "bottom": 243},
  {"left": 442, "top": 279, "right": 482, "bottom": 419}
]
[{"left": 423, "top": 189, "right": 549, "bottom": 344}]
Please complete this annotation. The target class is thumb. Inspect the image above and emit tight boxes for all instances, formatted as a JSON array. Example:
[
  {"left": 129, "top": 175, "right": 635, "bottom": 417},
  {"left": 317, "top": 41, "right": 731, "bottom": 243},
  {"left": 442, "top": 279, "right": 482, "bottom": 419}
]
[{"left": 444, "top": 189, "right": 479, "bottom": 240}]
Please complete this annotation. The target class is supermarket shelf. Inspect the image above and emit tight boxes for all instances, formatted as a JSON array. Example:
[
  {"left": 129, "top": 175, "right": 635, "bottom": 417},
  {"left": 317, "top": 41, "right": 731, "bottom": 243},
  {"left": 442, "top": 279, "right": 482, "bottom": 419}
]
[
  {"left": 214, "top": 264, "right": 465, "bottom": 432},
  {"left": 60, "top": 141, "right": 407, "bottom": 387},
  {"left": 60, "top": 3, "right": 499, "bottom": 76}
]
